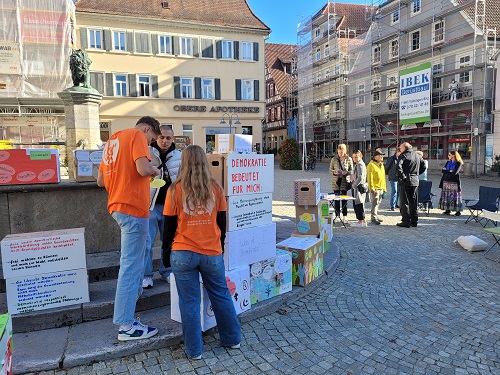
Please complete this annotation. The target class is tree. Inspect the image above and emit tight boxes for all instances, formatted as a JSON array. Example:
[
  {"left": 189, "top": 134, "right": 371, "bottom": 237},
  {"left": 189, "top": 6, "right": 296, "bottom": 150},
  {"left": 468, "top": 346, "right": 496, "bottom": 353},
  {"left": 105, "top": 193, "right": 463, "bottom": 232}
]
[{"left": 279, "top": 137, "right": 301, "bottom": 170}]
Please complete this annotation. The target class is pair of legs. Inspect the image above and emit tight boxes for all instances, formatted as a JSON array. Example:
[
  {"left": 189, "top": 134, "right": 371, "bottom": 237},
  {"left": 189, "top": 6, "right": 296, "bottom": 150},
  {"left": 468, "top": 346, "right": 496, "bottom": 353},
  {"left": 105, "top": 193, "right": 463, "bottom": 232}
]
[
  {"left": 144, "top": 204, "right": 170, "bottom": 282},
  {"left": 171, "top": 250, "right": 241, "bottom": 359},
  {"left": 370, "top": 189, "right": 383, "bottom": 223},
  {"left": 112, "top": 212, "right": 148, "bottom": 327},
  {"left": 352, "top": 201, "right": 366, "bottom": 225},
  {"left": 333, "top": 189, "right": 348, "bottom": 217},
  {"left": 389, "top": 180, "right": 399, "bottom": 209},
  {"left": 438, "top": 181, "right": 463, "bottom": 215},
  {"left": 399, "top": 184, "right": 418, "bottom": 226}
]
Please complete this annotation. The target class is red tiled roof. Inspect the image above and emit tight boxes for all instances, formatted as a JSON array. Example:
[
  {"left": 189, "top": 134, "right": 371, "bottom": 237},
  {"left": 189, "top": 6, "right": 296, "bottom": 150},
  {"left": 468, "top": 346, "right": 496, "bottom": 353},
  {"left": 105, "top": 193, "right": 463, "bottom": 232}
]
[
  {"left": 314, "top": 2, "right": 376, "bottom": 35},
  {"left": 265, "top": 43, "right": 297, "bottom": 98},
  {"left": 75, "top": 0, "right": 270, "bottom": 31}
]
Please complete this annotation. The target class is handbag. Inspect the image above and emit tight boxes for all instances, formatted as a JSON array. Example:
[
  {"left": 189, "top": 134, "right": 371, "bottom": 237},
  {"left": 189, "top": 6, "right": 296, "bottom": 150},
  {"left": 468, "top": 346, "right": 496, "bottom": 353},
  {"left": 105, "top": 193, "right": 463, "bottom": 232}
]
[{"left": 357, "top": 182, "right": 368, "bottom": 194}]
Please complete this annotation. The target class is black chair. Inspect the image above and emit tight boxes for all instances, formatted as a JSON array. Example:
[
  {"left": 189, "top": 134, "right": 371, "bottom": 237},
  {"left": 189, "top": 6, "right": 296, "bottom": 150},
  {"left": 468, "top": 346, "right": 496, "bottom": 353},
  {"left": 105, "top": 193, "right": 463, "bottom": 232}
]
[
  {"left": 417, "top": 180, "right": 434, "bottom": 216},
  {"left": 465, "top": 186, "right": 500, "bottom": 226}
]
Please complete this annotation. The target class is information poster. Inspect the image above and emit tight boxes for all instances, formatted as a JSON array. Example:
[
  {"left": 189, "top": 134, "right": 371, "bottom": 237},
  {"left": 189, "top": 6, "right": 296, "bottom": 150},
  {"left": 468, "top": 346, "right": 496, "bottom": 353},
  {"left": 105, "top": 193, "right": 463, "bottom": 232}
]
[
  {"left": 227, "top": 193, "right": 273, "bottom": 231},
  {"left": 399, "top": 62, "right": 431, "bottom": 124}
]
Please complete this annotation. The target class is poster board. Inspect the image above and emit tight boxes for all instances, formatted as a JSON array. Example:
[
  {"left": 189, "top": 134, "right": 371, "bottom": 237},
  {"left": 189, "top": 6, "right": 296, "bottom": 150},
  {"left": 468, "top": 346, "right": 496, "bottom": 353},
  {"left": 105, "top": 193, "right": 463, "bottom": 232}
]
[
  {"left": 225, "top": 154, "right": 274, "bottom": 196},
  {"left": 74, "top": 149, "right": 102, "bottom": 182},
  {"left": 0, "top": 149, "right": 60, "bottom": 185},
  {"left": 216, "top": 134, "right": 253, "bottom": 153},
  {"left": 226, "top": 193, "right": 273, "bottom": 231}
]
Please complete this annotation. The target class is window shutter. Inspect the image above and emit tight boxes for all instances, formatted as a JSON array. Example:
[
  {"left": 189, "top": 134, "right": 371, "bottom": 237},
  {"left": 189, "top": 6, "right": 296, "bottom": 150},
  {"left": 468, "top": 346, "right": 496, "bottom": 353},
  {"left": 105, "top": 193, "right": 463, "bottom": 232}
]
[
  {"left": 151, "top": 75, "right": 159, "bottom": 98},
  {"left": 253, "top": 42, "right": 259, "bottom": 61},
  {"left": 235, "top": 79, "right": 242, "bottom": 100},
  {"left": 128, "top": 74, "right": 137, "bottom": 97},
  {"left": 254, "top": 80, "right": 259, "bottom": 101},
  {"left": 173, "top": 36, "right": 180, "bottom": 55},
  {"left": 79, "top": 28, "right": 88, "bottom": 49},
  {"left": 127, "top": 32, "right": 134, "bottom": 52},
  {"left": 103, "top": 29, "right": 112, "bottom": 51},
  {"left": 90, "top": 72, "right": 104, "bottom": 94},
  {"left": 234, "top": 41, "right": 239, "bottom": 60},
  {"left": 215, "top": 78, "right": 221, "bottom": 100},
  {"left": 151, "top": 34, "right": 159, "bottom": 54},
  {"left": 173, "top": 76, "right": 180, "bottom": 98},
  {"left": 105, "top": 73, "right": 114, "bottom": 96},
  {"left": 194, "top": 77, "right": 202, "bottom": 99},
  {"left": 192, "top": 37, "right": 199, "bottom": 57},
  {"left": 216, "top": 40, "right": 222, "bottom": 59},
  {"left": 201, "top": 39, "right": 213, "bottom": 58}
]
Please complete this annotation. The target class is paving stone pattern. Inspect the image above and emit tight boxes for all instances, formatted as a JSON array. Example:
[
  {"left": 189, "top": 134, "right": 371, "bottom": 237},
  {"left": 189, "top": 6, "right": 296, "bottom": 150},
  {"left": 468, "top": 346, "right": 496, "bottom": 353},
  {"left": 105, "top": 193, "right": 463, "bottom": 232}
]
[{"left": 26, "top": 162, "right": 500, "bottom": 375}]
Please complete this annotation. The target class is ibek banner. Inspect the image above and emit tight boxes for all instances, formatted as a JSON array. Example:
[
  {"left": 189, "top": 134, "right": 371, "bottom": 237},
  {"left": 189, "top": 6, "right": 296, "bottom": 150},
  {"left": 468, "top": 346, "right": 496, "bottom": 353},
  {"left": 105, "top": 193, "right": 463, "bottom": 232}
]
[{"left": 399, "top": 62, "right": 431, "bottom": 124}]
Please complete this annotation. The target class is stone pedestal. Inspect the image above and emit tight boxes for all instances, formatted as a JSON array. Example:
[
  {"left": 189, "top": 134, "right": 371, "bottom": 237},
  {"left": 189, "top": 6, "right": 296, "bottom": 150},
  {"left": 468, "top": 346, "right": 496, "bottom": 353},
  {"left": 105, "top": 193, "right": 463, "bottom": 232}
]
[{"left": 57, "top": 89, "right": 103, "bottom": 179}]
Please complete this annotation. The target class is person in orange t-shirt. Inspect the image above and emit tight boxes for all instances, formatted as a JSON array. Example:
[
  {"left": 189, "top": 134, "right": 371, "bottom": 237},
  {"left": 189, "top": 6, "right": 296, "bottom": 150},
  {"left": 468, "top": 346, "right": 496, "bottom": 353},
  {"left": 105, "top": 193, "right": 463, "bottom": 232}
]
[
  {"left": 97, "top": 116, "right": 161, "bottom": 341},
  {"left": 162, "top": 145, "right": 241, "bottom": 360}
]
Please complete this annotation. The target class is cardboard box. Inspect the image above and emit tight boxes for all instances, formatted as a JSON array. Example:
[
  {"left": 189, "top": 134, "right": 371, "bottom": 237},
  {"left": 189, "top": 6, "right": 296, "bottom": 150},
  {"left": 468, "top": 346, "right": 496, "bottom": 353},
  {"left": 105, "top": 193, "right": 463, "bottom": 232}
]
[
  {"left": 294, "top": 178, "right": 320, "bottom": 206},
  {"left": 206, "top": 153, "right": 225, "bottom": 189},
  {"left": 292, "top": 218, "right": 332, "bottom": 252},
  {"left": 226, "top": 193, "right": 273, "bottom": 231},
  {"left": 74, "top": 149, "right": 103, "bottom": 182},
  {"left": 1, "top": 228, "right": 87, "bottom": 279},
  {"left": 5, "top": 268, "right": 90, "bottom": 315},
  {"left": 225, "top": 154, "right": 274, "bottom": 196},
  {"left": 276, "top": 237, "right": 324, "bottom": 287},
  {"left": 0, "top": 314, "right": 13, "bottom": 375},
  {"left": 216, "top": 134, "right": 253, "bottom": 153},
  {"left": 224, "top": 222, "right": 276, "bottom": 271},
  {"left": 250, "top": 249, "right": 292, "bottom": 304},
  {"left": 170, "top": 266, "right": 250, "bottom": 332},
  {"left": 0, "top": 148, "right": 60, "bottom": 185},
  {"left": 295, "top": 205, "right": 323, "bottom": 236}
]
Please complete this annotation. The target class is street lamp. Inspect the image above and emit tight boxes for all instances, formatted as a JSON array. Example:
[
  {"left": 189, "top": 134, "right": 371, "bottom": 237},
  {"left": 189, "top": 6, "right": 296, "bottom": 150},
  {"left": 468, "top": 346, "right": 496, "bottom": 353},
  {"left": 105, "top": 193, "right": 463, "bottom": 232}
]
[{"left": 219, "top": 112, "right": 241, "bottom": 134}]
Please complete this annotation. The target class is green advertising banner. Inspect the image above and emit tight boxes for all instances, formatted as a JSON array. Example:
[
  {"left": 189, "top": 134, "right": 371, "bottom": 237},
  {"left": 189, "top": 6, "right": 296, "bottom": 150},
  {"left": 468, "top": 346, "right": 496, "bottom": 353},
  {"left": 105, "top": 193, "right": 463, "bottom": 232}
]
[{"left": 399, "top": 62, "right": 432, "bottom": 124}]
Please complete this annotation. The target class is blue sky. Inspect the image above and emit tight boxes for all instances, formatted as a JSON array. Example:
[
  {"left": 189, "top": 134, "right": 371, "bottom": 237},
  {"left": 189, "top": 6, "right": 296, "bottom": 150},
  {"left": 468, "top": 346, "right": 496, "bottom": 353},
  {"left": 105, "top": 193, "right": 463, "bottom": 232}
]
[{"left": 246, "top": 0, "right": 368, "bottom": 45}]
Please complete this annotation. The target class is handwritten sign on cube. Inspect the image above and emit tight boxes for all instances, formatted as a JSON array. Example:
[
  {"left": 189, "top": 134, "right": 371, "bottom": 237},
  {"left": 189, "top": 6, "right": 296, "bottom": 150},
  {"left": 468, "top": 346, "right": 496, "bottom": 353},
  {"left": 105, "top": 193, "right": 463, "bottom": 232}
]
[
  {"left": 5, "top": 269, "right": 90, "bottom": 315},
  {"left": 227, "top": 193, "right": 273, "bottom": 231},
  {"left": 1, "top": 228, "right": 87, "bottom": 279},
  {"left": 225, "top": 154, "right": 274, "bottom": 196}
]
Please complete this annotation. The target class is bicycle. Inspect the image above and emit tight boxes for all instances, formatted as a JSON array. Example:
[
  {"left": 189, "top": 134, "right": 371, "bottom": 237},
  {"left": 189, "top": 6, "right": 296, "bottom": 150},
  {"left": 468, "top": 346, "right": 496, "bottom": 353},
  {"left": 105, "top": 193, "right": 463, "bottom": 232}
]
[{"left": 305, "top": 154, "right": 316, "bottom": 171}]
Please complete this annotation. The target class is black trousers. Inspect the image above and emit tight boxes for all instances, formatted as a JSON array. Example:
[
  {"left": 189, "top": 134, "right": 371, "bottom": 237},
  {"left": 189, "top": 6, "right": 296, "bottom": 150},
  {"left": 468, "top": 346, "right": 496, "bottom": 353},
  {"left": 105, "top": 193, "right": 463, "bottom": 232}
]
[
  {"left": 399, "top": 183, "right": 418, "bottom": 224},
  {"left": 333, "top": 189, "right": 348, "bottom": 216},
  {"left": 353, "top": 202, "right": 365, "bottom": 221}
]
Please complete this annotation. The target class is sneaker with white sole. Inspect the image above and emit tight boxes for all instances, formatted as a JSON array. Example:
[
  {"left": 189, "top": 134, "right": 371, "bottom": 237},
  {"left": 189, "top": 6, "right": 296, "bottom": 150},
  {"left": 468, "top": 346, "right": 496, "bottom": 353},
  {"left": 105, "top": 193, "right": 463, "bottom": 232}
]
[
  {"left": 230, "top": 343, "right": 241, "bottom": 349},
  {"left": 142, "top": 277, "right": 153, "bottom": 289},
  {"left": 118, "top": 318, "right": 158, "bottom": 341},
  {"left": 350, "top": 222, "right": 365, "bottom": 228},
  {"left": 190, "top": 355, "right": 202, "bottom": 360}
]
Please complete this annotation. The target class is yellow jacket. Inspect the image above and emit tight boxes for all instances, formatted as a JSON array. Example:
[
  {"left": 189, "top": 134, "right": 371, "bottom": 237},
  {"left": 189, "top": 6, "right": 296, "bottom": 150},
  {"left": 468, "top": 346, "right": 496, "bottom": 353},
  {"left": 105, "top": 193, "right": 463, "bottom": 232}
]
[{"left": 366, "top": 160, "right": 387, "bottom": 192}]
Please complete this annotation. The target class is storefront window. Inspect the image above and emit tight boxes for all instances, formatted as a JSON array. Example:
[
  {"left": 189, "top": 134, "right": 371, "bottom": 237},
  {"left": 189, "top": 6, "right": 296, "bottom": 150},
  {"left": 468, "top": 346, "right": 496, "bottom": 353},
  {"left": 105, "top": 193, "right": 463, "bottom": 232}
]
[
  {"left": 205, "top": 127, "right": 230, "bottom": 153},
  {"left": 448, "top": 140, "right": 471, "bottom": 158}
]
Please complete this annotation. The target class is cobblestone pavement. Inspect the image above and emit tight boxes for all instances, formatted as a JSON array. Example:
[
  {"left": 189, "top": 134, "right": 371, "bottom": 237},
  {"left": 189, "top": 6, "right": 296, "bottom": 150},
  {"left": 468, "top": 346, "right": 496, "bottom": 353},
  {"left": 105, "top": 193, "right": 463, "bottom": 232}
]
[{"left": 32, "top": 162, "right": 499, "bottom": 375}]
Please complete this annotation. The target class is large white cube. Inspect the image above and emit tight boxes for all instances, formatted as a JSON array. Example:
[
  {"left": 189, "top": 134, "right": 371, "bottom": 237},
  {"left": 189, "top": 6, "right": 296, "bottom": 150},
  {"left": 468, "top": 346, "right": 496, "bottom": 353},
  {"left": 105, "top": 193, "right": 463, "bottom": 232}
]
[{"left": 226, "top": 193, "right": 273, "bottom": 231}]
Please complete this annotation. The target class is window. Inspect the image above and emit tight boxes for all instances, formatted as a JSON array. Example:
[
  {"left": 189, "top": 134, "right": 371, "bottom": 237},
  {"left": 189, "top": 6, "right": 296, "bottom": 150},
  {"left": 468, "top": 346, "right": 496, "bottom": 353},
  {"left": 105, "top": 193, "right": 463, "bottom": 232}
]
[
  {"left": 314, "top": 28, "right": 321, "bottom": 39},
  {"left": 325, "top": 69, "right": 331, "bottom": 78},
  {"left": 372, "top": 80, "right": 380, "bottom": 102},
  {"left": 89, "top": 29, "right": 102, "bottom": 49},
  {"left": 410, "top": 30, "right": 420, "bottom": 52},
  {"left": 183, "top": 125, "right": 193, "bottom": 144},
  {"left": 181, "top": 77, "right": 194, "bottom": 98},
  {"left": 433, "top": 20, "right": 445, "bottom": 44},
  {"left": 317, "top": 72, "right": 322, "bottom": 81},
  {"left": 159, "top": 35, "right": 172, "bottom": 54},
  {"left": 241, "top": 79, "right": 253, "bottom": 101},
  {"left": 114, "top": 74, "right": 127, "bottom": 96},
  {"left": 432, "top": 63, "right": 443, "bottom": 73},
  {"left": 335, "top": 100, "right": 340, "bottom": 111},
  {"left": 412, "top": 0, "right": 421, "bottom": 15},
  {"left": 387, "top": 88, "right": 398, "bottom": 100},
  {"left": 316, "top": 48, "right": 321, "bottom": 61},
  {"left": 390, "top": 39, "right": 399, "bottom": 59},
  {"left": 387, "top": 75, "right": 397, "bottom": 86},
  {"left": 112, "top": 31, "right": 126, "bottom": 51},
  {"left": 180, "top": 37, "right": 193, "bottom": 56},
  {"left": 324, "top": 44, "right": 330, "bottom": 57},
  {"left": 138, "top": 76, "right": 151, "bottom": 97},
  {"left": 432, "top": 77, "right": 442, "bottom": 90},
  {"left": 221, "top": 40, "right": 233, "bottom": 59},
  {"left": 458, "top": 55, "right": 471, "bottom": 83},
  {"left": 372, "top": 44, "right": 381, "bottom": 64},
  {"left": 241, "top": 41, "right": 253, "bottom": 61},
  {"left": 357, "top": 83, "right": 365, "bottom": 106},
  {"left": 135, "top": 32, "right": 150, "bottom": 53},
  {"left": 201, "top": 78, "right": 214, "bottom": 99},
  {"left": 392, "top": 10, "right": 399, "bottom": 24}
]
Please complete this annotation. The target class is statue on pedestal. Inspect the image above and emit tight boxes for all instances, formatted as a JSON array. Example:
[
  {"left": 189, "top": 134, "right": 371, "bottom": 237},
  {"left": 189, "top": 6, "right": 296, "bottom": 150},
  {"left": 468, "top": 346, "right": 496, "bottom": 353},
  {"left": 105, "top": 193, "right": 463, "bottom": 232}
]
[{"left": 66, "top": 49, "right": 98, "bottom": 93}]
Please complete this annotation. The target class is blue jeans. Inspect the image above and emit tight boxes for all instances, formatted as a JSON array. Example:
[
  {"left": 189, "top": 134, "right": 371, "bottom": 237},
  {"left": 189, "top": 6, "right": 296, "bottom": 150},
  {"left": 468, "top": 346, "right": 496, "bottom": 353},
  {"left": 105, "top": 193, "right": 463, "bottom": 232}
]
[
  {"left": 111, "top": 212, "right": 148, "bottom": 326},
  {"left": 171, "top": 251, "right": 241, "bottom": 358},
  {"left": 389, "top": 180, "right": 398, "bottom": 209},
  {"left": 144, "top": 204, "right": 170, "bottom": 279}
]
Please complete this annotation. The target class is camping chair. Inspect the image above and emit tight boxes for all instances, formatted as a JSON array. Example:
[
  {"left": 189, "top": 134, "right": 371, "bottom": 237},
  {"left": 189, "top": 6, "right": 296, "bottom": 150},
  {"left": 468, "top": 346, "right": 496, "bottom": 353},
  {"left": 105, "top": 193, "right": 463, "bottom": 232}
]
[
  {"left": 417, "top": 180, "right": 434, "bottom": 216},
  {"left": 464, "top": 186, "right": 500, "bottom": 226},
  {"left": 483, "top": 211, "right": 500, "bottom": 262}
]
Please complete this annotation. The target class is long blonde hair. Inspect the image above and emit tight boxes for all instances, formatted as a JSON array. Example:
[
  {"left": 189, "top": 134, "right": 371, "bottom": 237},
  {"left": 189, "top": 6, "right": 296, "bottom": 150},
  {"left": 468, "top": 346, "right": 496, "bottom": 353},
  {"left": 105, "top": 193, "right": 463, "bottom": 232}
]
[
  {"left": 450, "top": 150, "right": 463, "bottom": 163},
  {"left": 170, "top": 145, "right": 220, "bottom": 213}
]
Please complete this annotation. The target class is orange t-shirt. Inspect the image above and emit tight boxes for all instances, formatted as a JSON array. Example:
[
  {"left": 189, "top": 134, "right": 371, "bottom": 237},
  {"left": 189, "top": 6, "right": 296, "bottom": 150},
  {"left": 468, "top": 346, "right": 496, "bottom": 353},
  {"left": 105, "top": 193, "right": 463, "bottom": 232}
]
[
  {"left": 163, "top": 182, "right": 227, "bottom": 256},
  {"left": 99, "top": 128, "right": 151, "bottom": 218}
]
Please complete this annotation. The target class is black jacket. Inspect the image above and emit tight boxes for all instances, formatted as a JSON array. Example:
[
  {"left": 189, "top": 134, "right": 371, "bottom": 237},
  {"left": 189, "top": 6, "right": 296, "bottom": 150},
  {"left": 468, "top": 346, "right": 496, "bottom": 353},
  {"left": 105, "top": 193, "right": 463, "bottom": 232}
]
[
  {"left": 384, "top": 154, "right": 399, "bottom": 181},
  {"left": 397, "top": 148, "right": 427, "bottom": 187},
  {"left": 439, "top": 160, "right": 462, "bottom": 191}
]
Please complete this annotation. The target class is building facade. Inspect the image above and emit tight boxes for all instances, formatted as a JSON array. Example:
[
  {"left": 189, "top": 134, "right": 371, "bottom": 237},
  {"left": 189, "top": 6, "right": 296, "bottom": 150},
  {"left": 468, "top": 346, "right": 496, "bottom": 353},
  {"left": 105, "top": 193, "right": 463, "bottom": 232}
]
[{"left": 263, "top": 43, "right": 297, "bottom": 155}]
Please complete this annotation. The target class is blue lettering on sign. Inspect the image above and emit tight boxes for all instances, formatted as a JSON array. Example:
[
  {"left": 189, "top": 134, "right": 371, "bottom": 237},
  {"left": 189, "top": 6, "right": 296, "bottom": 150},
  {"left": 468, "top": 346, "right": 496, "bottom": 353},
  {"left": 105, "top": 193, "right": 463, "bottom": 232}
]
[
  {"left": 401, "top": 83, "right": 430, "bottom": 96},
  {"left": 400, "top": 72, "right": 430, "bottom": 88}
]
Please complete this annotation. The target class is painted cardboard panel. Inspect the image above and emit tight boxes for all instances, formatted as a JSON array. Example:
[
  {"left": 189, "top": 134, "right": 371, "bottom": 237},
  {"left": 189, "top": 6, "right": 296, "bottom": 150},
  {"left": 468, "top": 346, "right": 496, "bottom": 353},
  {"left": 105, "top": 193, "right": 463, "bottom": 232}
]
[
  {"left": 206, "top": 154, "right": 225, "bottom": 189},
  {"left": 0, "top": 149, "right": 60, "bottom": 185},
  {"left": 0, "top": 313, "right": 12, "bottom": 375},
  {"left": 5, "top": 268, "right": 90, "bottom": 315},
  {"left": 294, "top": 178, "right": 321, "bottom": 206},
  {"left": 276, "top": 237, "right": 324, "bottom": 287},
  {"left": 226, "top": 193, "right": 272, "bottom": 231},
  {"left": 74, "top": 149, "right": 102, "bottom": 182},
  {"left": 295, "top": 205, "right": 323, "bottom": 236},
  {"left": 292, "top": 217, "right": 332, "bottom": 252},
  {"left": 216, "top": 134, "right": 253, "bottom": 153},
  {"left": 170, "top": 266, "right": 250, "bottom": 332},
  {"left": 250, "top": 249, "right": 292, "bottom": 305},
  {"left": 1, "top": 228, "right": 87, "bottom": 279},
  {"left": 225, "top": 154, "right": 274, "bottom": 196},
  {"left": 224, "top": 222, "right": 276, "bottom": 271}
]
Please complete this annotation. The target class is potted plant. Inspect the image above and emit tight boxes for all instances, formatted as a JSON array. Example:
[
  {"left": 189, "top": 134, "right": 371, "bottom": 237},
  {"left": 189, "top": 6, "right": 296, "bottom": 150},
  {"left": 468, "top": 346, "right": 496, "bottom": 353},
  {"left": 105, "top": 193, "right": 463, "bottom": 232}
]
[{"left": 490, "top": 154, "right": 500, "bottom": 176}]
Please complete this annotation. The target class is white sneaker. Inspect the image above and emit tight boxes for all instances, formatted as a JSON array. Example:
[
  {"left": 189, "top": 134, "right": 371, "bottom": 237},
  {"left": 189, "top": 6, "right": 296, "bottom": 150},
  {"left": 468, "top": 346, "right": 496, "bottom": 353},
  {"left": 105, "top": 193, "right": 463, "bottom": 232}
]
[
  {"left": 351, "top": 222, "right": 365, "bottom": 228},
  {"left": 142, "top": 277, "right": 153, "bottom": 289},
  {"left": 343, "top": 216, "right": 349, "bottom": 224},
  {"left": 118, "top": 317, "right": 158, "bottom": 341}
]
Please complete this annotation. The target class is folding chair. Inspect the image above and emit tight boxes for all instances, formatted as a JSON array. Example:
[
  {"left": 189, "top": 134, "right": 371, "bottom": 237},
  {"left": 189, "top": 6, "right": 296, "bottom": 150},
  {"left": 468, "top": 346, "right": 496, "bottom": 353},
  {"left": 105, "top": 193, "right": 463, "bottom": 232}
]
[
  {"left": 464, "top": 186, "right": 500, "bottom": 226},
  {"left": 480, "top": 210, "right": 499, "bottom": 228},
  {"left": 417, "top": 180, "right": 434, "bottom": 216},
  {"left": 484, "top": 227, "right": 500, "bottom": 262}
]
